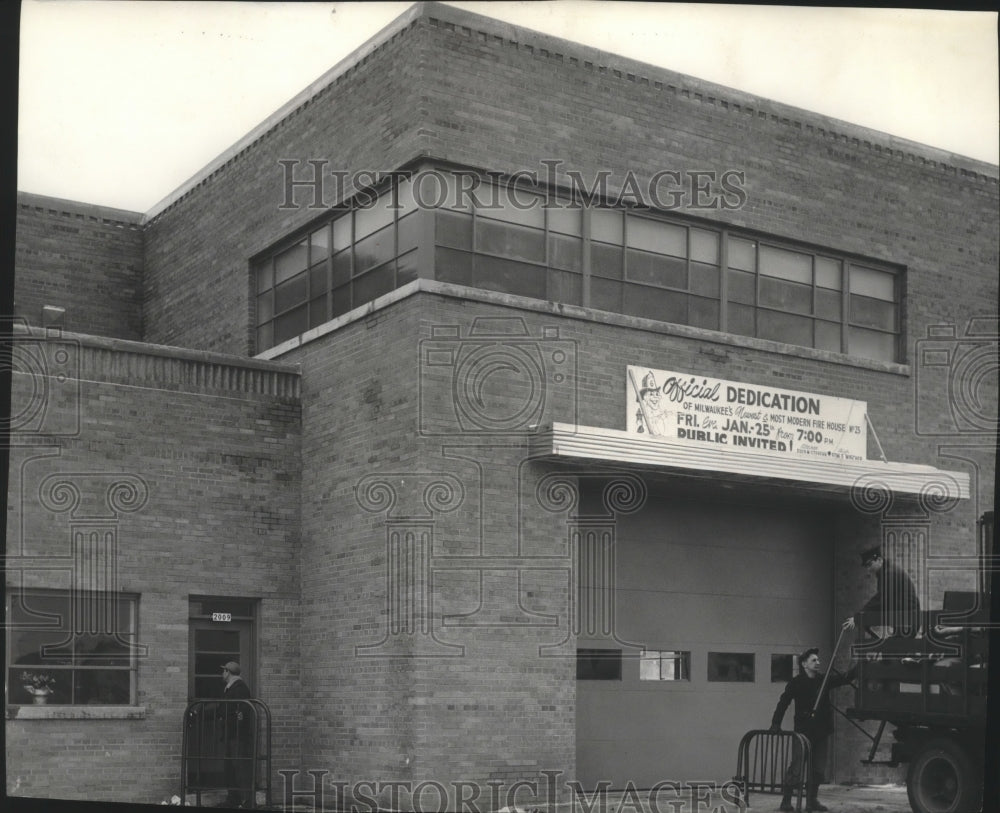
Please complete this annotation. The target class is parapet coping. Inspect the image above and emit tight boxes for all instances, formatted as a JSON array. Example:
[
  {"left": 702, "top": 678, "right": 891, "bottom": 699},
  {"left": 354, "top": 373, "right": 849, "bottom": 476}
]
[
  {"left": 12, "top": 322, "right": 301, "bottom": 398},
  {"left": 142, "top": 1, "right": 998, "bottom": 224},
  {"left": 257, "top": 277, "right": 912, "bottom": 379},
  {"left": 17, "top": 190, "right": 143, "bottom": 228}
]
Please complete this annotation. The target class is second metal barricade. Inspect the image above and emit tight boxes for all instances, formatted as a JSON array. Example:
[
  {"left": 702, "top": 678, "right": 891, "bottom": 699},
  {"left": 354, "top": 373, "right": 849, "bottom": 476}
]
[{"left": 732, "top": 729, "right": 811, "bottom": 813}]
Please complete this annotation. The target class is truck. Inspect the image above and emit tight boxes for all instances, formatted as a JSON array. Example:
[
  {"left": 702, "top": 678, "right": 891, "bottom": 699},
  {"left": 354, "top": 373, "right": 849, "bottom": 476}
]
[{"left": 844, "top": 511, "right": 992, "bottom": 813}]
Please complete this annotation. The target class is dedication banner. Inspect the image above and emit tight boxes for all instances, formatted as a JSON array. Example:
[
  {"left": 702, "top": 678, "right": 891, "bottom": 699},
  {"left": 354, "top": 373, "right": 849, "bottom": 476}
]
[{"left": 626, "top": 366, "right": 868, "bottom": 461}]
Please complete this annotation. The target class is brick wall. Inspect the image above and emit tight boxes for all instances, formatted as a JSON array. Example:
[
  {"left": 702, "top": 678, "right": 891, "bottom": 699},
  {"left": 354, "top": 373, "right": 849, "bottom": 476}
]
[
  {"left": 14, "top": 192, "right": 143, "bottom": 340},
  {"left": 266, "top": 278, "right": 994, "bottom": 791},
  {"left": 5, "top": 332, "right": 302, "bottom": 803}
]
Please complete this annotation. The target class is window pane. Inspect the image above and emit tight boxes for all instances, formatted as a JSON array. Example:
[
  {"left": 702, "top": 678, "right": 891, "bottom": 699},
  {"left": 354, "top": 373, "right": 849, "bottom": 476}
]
[
  {"left": 816, "top": 321, "right": 841, "bottom": 353},
  {"left": 310, "top": 226, "right": 329, "bottom": 263},
  {"left": 576, "top": 649, "right": 622, "bottom": 680},
  {"left": 477, "top": 186, "right": 545, "bottom": 224},
  {"left": 639, "top": 651, "right": 660, "bottom": 681},
  {"left": 548, "top": 269, "right": 582, "bottom": 306},
  {"left": 623, "top": 284, "right": 686, "bottom": 324},
  {"left": 74, "top": 669, "right": 130, "bottom": 704},
  {"left": 332, "top": 249, "right": 352, "bottom": 287},
  {"left": 591, "top": 277, "right": 622, "bottom": 313},
  {"left": 475, "top": 219, "right": 545, "bottom": 263},
  {"left": 273, "top": 272, "right": 308, "bottom": 314},
  {"left": 707, "top": 652, "right": 755, "bottom": 682},
  {"left": 398, "top": 210, "right": 421, "bottom": 255},
  {"left": 547, "top": 205, "right": 582, "bottom": 236},
  {"left": 728, "top": 237, "right": 756, "bottom": 272},
  {"left": 728, "top": 303, "right": 755, "bottom": 337},
  {"left": 355, "top": 196, "right": 395, "bottom": 239},
  {"left": 592, "top": 242, "right": 623, "bottom": 279},
  {"left": 771, "top": 654, "right": 795, "bottom": 683},
  {"left": 759, "top": 245, "right": 811, "bottom": 284},
  {"left": 193, "top": 628, "right": 241, "bottom": 651},
  {"left": 256, "top": 291, "right": 273, "bottom": 322},
  {"left": 309, "top": 295, "right": 327, "bottom": 328},
  {"left": 75, "top": 632, "right": 131, "bottom": 666},
  {"left": 397, "top": 249, "right": 419, "bottom": 286},
  {"left": 476, "top": 255, "right": 546, "bottom": 299},
  {"left": 689, "top": 296, "right": 719, "bottom": 330},
  {"left": 849, "top": 327, "right": 896, "bottom": 362},
  {"left": 815, "top": 257, "right": 842, "bottom": 289},
  {"left": 255, "top": 261, "right": 273, "bottom": 293},
  {"left": 429, "top": 170, "right": 472, "bottom": 212},
  {"left": 815, "top": 288, "right": 841, "bottom": 320},
  {"left": 331, "top": 284, "right": 352, "bottom": 318},
  {"left": 591, "top": 209, "right": 623, "bottom": 244},
  {"left": 273, "top": 304, "right": 308, "bottom": 344},
  {"left": 626, "top": 249, "right": 686, "bottom": 288},
  {"left": 850, "top": 294, "right": 896, "bottom": 331},
  {"left": 436, "top": 210, "right": 473, "bottom": 250},
  {"left": 332, "top": 213, "right": 352, "bottom": 251},
  {"left": 759, "top": 277, "right": 812, "bottom": 314},
  {"left": 354, "top": 263, "right": 395, "bottom": 304},
  {"left": 639, "top": 650, "right": 691, "bottom": 681},
  {"left": 549, "top": 234, "right": 582, "bottom": 271},
  {"left": 850, "top": 265, "right": 895, "bottom": 301},
  {"left": 476, "top": 184, "right": 544, "bottom": 227},
  {"left": 309, "top": 262, "right": 327, "bottom": 298},
  {"left": 354, "top": 226, "right": 395, "bottom": 275},
  {"left": 275, "top": 240, "right": 308, "bottom": 284},
  {"left": 728, "top": 269, "right": 755, "bottom": 304},
  {"left": 257, "top": 323, "right": 273, "bottom": 351},
  {"left": 689, "top": 262, "right": 720, "bottom": 297},
  {"left": 435, "top": 247, "right": 474, "bottom": 287},
  {"left": 758, "top": 310, "right": 813, "bottom": 346},
  {"left": 626, "top": 217, "right": 686, "bottom": 256},
  {"left": 690, "top": 228, "right": 719, "bottom": 264},
  {"left": 394, "top": 176, "right": 418, "bottom": 216}
]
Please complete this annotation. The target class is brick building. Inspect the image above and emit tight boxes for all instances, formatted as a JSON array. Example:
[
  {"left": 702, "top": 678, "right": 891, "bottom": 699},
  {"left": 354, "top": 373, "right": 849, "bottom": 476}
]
[{"left": 7, "top": 2, "right": 997, "bottom": 808}]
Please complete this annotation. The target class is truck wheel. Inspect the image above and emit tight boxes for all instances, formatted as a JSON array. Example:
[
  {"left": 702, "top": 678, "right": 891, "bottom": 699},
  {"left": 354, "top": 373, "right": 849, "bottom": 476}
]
[{"left": 906, "top": 738, "right": 978, "bottom": 813}]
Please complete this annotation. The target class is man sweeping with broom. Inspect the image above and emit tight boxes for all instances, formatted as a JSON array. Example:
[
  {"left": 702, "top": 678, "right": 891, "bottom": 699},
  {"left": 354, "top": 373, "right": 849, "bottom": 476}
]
[{"left": 769, "top": 646, "right": 856, "bottom": 812}]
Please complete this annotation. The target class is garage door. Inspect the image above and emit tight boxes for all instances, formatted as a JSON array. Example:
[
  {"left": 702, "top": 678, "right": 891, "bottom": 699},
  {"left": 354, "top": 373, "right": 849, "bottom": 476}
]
[{"left": 576, "top": 480, "right": 835, "bottom": 789}]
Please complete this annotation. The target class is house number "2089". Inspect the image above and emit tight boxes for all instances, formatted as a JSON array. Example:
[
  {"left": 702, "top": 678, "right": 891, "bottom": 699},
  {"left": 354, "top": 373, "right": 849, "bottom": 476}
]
[{"left": 211, "top": 612, "right": 232, "bottom": 622}]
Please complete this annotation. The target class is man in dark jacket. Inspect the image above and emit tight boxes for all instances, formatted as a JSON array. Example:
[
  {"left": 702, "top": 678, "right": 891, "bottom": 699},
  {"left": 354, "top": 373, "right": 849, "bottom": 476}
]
[
  {"left": 843, "top": 546, "right": 920, "bottom": 636},
  {"left": 221, "top": 661, "right": 253, "bottom": 808},
  {"left": 770, "top": 648, "right": 855, "bottom": 812}
]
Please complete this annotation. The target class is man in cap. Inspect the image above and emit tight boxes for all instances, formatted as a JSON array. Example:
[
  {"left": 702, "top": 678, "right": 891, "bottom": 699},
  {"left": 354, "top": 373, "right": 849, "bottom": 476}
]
[
  {"left": 842, "top": 545, "right": 920, "bottom": 636},
  {"left": 221, "top": 662, "right": 253, "bottom": 808},
  {"left": 770, "top": 648, "right": 855, "bottom": 812}
]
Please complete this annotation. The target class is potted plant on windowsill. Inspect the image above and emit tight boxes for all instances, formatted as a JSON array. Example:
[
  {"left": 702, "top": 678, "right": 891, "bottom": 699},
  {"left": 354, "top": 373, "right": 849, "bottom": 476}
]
[{"left": 21, "top": 672, "right": 56, "bottom": 704}]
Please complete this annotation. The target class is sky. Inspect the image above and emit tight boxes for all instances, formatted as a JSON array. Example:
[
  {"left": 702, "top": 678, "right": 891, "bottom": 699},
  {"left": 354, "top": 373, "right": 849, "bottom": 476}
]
[{"left": 16, "top": 1, "right": 1000, "bottom": 213}]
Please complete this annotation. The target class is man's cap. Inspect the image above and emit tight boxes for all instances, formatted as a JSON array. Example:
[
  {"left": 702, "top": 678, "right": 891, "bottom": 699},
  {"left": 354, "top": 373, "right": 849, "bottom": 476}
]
[
  {"left": 222, "top": 661, "right": 241, "bottom": 675},
  {"left": 860, "top": 546, "right": 882, "bottom": 566}
]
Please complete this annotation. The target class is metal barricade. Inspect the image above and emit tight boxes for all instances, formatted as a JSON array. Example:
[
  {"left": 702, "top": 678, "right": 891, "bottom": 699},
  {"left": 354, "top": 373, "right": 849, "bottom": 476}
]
[
  {"left": 182, "top": 698, "right": 272, "bottom": 808},
  {"left": 732, "top": 729, "right": 811, "bottom": 812}
]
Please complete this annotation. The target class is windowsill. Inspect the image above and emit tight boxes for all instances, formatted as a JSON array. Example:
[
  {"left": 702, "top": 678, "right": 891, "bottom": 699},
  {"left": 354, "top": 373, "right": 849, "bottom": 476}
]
[{"left": 6, "top": 704, "right": 146, "bottom": 720}]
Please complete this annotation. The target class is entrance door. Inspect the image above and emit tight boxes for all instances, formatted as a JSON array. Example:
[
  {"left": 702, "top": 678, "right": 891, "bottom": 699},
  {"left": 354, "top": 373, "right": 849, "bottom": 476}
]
[
  {"left": 576, "top": 481, "right": 834, "bottom": 788},
  {"left": 187, "top": 597, "right": 256, "bottom": 789}
]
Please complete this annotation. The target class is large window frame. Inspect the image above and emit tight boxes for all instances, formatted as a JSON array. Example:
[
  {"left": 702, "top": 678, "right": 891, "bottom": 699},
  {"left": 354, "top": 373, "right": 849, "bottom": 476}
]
[
  {"left": 6, "top": 588, "right": 140, "bottom": 706},
  {"left": 253, "top": 164, "right": 904, "bottom": 364}
]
